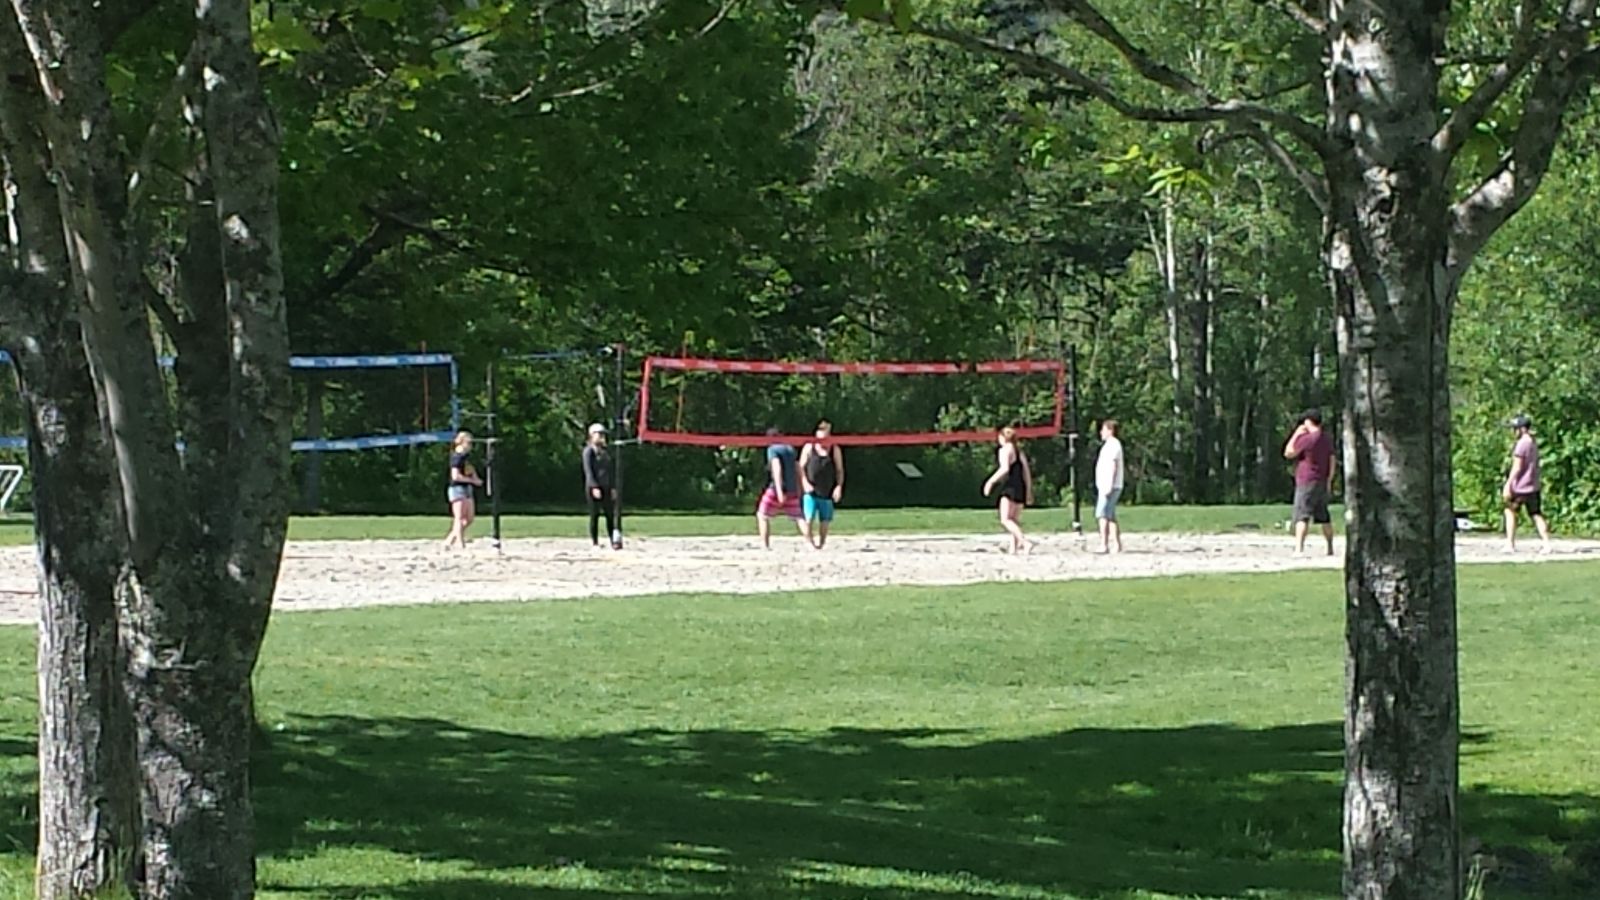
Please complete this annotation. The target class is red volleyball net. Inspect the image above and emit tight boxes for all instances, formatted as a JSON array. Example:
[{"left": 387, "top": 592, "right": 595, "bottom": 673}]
[{"left": 637, "top": 355, "right": 1066, "bottom": 447}]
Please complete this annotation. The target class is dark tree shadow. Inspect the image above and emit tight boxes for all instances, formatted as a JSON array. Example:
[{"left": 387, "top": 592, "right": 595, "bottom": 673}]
[
  {"left": 0, "top": 736, "right": 37, "bottom": 855},
  {"left": 251, "top": 716, "right": 1600, "bottom": 899}
]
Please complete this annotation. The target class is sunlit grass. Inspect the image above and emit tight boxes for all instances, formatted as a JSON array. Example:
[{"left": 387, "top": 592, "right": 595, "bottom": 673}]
[{"left": 0, "top": 562, "right": 1592, "bottom": 898}]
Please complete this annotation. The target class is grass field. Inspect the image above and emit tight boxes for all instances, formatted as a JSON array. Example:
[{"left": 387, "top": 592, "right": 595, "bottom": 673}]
[
  {"left": 0, "top": 503, "right": 1335, "bottom": 546},
  {"left": 0, "top": 562, "right": 1594, "bottom": 898}
]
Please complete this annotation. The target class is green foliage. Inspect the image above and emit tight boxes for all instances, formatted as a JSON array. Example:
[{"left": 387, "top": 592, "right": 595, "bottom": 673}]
[
  {"left": 1453, "top": 105, "right": 1600, "bottom": 531},
  {"left": 17, "top": 0, "right": 1584, "bottom": 518}
]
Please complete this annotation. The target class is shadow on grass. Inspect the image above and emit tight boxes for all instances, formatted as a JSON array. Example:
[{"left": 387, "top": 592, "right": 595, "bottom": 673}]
[{"left": 250, "top": 716, "right": 1600, "bottom": 899}]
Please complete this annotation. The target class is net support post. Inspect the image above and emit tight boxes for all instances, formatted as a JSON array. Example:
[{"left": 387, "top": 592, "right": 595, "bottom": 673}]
[
  {"left": 612, "top": 342, "right": 626, "bottom": 549},
  {"left": 1067, "top": 344, "right": 1082, "bottom": 535},
  {"left": 487, "top": 361, "right": 502, "bottom": 552},
  {"left": 449, "top": 357, "right": 461, "bottom": 433}
]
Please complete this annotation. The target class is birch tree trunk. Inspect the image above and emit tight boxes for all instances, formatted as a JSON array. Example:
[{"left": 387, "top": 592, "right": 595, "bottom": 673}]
[
  {"left": 0, "top": 11, "right": 137, "bottom": 896},
  {"left": 1149, "top": 189, "right": 1186, "bottom": 501},
  {"left": 120, "top": 0, "right": 290, "bottom": 894},
  {"left": 1327, "top": 5, "right": 1459, "bottom": 896},
  {"left": 7, "top": 0, "right": 292, "bottom": 894}
]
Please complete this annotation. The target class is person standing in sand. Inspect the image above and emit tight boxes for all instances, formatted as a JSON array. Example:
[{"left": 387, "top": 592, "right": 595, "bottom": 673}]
[
  {"left": 1282, "top": 408, "right": 1336, "bottom": 556},
  {"left": 982, "top": 425, "right": 1035, "bottom": 555},
  {"left": 756, "top": 427, "right": 809, "bottom": 548},
  {"left": 1095, "top": 419, "right": 1125, "bottom": 554},
  {"left": 583, "top": 423, "right": 622, "bottom": 550},
  {"left": 443, "top": 430, "right": 484, "bottom": 550},
  {"left": 1503, "top": 414, "right": 1552, "bottom": 553},
  {"left": 799, "top": 419, "right": 845, "bottom": 549}
]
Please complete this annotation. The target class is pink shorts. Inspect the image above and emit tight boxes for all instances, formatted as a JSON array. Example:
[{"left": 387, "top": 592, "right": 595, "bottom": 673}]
[{"left": 756, "top": 487, "right": 803, "bottom": 520}]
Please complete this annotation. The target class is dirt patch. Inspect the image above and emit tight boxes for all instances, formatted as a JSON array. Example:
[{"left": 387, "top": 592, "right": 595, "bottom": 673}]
[{"left": 1, "top": 530, "right": 1596, "bottom": 624}]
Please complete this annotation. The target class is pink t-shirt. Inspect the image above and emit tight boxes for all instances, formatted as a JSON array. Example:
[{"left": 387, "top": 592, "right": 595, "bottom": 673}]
[{"left": 1510, "top": 434, "right": 1541, "bottom": 495}]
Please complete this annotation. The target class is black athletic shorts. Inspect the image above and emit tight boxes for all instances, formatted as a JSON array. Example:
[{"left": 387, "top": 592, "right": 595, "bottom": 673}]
[
  {"left": 1506, "top": 491, "right": 1543, "bottom": 517},
  {"left": 1293, "top": 482, "right": 1331, "bottom": 525}
]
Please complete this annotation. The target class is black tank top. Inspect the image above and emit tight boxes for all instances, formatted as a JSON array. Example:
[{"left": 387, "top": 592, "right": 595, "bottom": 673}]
[
  {"left": 804, "top": 444, "right": 836, "bottom": 495},
  {"left": 1005, "top": 452, "right": 1027, "bottom": 494}
]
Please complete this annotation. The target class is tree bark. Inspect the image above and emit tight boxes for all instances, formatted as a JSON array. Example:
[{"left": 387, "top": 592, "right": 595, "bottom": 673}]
[
  {"left": 17, "top": 322, "right": 140, "bottom": 900},
  {"left": 118, "top": 0, "right": 291, "bottom": 895},
  {"left": 0, "top": 10, "right": 139, "bottom": 894},
  {"left": 9, "top": 0, "right": 290, "bottom": 894},
  {"left": 1326, "top": 4, "right": 1460, "bottom": 897}
]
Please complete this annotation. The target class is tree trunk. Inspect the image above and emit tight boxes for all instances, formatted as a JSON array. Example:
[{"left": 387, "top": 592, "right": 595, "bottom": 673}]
[
  {"left": 18, "top": 335, "right": 140, "bottom": 900},
  {"left": 1248, "top": 290, "right": 1274, "bottom": 501},
  {"left": 119, "top": 0, "right": 292, "bottom": 895},
  {"left": 1334, "top": 248, "right": 1459, "bottom": 900},
  {"left": 0, "top": 12, "right": 138, "bottom": 894},
  {"left": 1186, "top": 234, "right": 1213, "bottom": 502},
  {"left": 123, "top": 586, "right": 263, "bottom": 900},
  {"left": 1149, "top": 190, "right": 1186, "bottom": 501},
  {"left": 9, "top": 0, "right": 290, "bottom": 894},
  {"left": 1327, "top": 4, "right": 1460, "bottom": 897}
]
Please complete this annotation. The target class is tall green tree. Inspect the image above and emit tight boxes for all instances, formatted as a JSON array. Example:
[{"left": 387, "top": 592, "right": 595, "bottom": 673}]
[{"left": 850, "top": 0, "right": 1600, "bottom": 896}]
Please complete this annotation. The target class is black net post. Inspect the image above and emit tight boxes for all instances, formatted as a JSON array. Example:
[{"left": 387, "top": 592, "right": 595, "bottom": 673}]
[
  {"left": 487, "top": 360, "right": 502, "bottom": 550},
  {"left": 612, "top": 343, "right": 626, "bottom": 548},
  {"left": 1066, "top": 344, "right": 1082, "bottom": 534}
]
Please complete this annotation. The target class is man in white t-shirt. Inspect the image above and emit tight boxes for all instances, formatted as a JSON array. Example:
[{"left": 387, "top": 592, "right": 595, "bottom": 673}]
[{"left": 1095, "top": 419, "right": 1125, "bottom": 554}]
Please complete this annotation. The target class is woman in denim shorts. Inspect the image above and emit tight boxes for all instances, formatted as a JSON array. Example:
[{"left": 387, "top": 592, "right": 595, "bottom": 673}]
[{"left": 443, "top": 431, "right": 484, "bottom": 549}]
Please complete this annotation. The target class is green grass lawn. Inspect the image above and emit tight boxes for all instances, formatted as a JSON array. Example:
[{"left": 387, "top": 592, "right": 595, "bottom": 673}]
[
  {"left": 0, "top": 503, "right": 1328, "bottom": 546},
  {"left": 0, "top": 563, "right": 1594, "bottom": 898}
]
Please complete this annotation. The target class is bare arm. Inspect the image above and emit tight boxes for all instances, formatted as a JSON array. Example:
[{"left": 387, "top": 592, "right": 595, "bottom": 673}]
[
  {"left": 582, "top": 447, "right": 599, "bottom": 488},
  {"left": 1021, "top": 452, "right": 1035, "bottom": 504},
  {"left": 769, "top": 456, "right": 787, "bottom": 502},
  {"left": 832, "top": 446, "right": 845, "bottom": 500},
  {"left": 983, "top": 446, "right": 1014, "bottom": 495},
  {"left": 1505, "top": 455, "right": 1525, "bottom": 497},
  {"left": 1282, "top": 426, "right": 1306, "bottom": 460},
  {"left": 798, "top": 444, "right": 815, "bottom": 493}
]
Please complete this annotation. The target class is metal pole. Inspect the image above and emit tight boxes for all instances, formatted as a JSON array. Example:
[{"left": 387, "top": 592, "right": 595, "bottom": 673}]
[
  {"left": 487, "top": 360, "right": 501, "bottom": 551},
  {"left": 1068, "top": 343, "right": 1082, "bottom": 534},
  {"left": 449, "top": 357, "right": 460, "bottom": 433},
  {"left": 612, "top": 343, "right": 625, "bottom": 548}
]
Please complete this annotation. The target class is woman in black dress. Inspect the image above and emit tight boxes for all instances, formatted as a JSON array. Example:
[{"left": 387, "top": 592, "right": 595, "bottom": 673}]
[{"left": 981, "top": 425, "right": 1034, "bottom": 554}]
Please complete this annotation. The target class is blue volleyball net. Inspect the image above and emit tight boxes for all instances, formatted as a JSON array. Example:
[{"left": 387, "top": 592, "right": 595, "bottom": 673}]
[
  {"left": 289, "top": 354, "right": 460, "bottom": 451},
  {"left": 0, "top": 351, "right": 461, "bottom": 453}
]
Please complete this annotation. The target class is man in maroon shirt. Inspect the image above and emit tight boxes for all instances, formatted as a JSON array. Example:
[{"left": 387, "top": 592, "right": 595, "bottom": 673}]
[
  {"left": 1283, "top": 408, "right": 1337, "bottom": 556},
  {"left": 1502, "top": 414, "right": 1551, "bottom": 553}
]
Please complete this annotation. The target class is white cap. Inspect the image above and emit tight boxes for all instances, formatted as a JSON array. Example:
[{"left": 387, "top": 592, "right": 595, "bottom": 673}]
[{"left": 588, "top": 422, "right": 607, "bottom": 434}]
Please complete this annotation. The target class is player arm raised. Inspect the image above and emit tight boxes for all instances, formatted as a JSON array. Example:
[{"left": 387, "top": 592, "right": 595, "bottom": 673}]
[{"left": 1283, "top": 423, "right": 1307, "bottom": 460}]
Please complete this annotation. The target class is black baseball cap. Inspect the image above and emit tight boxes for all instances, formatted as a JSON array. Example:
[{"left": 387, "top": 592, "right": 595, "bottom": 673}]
[{"left": 1508, "top": 414, "right": 1532, "bottom": 430}]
